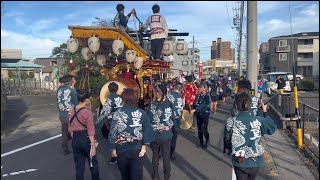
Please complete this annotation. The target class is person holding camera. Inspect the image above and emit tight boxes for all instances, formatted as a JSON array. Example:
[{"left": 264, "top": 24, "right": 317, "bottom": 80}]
[
  {"left": 224, "top": 93, "right": 276, "bottom": 180},
  {"left": 190, "top": 83, "right": 212, "bottom": 149}
]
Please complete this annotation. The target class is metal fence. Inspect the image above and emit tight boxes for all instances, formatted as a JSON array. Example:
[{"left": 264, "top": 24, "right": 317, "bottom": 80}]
[
  {"left": 1, "top": 79, "right": 59, "bottom": 96},
  {"left": 269, "top": 93, "right": 319, "bottom": 159}
]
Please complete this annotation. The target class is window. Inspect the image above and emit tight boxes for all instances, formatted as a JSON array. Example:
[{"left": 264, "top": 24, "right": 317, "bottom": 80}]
[
  {"left": 50, "top": 61, "right": 57, "bottom": 66},
  {"left": 279, "top": 40, "right": 287, "bottom": 47},
  {"left": 279, "top": 53, "right": 287, "bottom": 61},
  {"left": 182, "top": 61, "right": 188, "bottom": 66}
]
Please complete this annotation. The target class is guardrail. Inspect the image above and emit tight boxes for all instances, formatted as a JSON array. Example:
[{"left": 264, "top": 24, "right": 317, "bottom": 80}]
[
  {"left": 1, "top": 79, "right": 59, "bottom": 96},
  {"left": 269, "top": 93, "right": 319, "bottom": 159}
]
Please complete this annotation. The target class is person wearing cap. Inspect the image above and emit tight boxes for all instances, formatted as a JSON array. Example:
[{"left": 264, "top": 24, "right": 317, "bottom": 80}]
[
  {"left": 147, "top": 83, "right": 174, "bottom": 180},
  {"left": 57, "top": 74, "right": 79, "bottom": 155},
  {"left": 97, "top": 82, "right": 123, "bottom": 165},
  {"left": 190, "top": 83, "right": 212, "bottom": 149},
  {"left": 108, "top": 89, "right": 154, "bottom": 180},
  {"left": 114, "top": 4, "right": 136, "bottom": 32},
  {"left": 166, "top": 82, "right": 184, "bottom": 160},
  {"left": 140, "top": 4, "right": 169, "bottom": 61}
]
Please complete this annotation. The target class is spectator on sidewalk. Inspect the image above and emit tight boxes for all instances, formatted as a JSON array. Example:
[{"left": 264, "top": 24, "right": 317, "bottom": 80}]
[
  {"left": 57, "top": 74, "right": 78, "bottom": 155},
  {"left": 224, "top": 93, "right": 276, "bottom": 180},
  {"left": 275, "top": 75, "right": 286, "bottom": 94}
]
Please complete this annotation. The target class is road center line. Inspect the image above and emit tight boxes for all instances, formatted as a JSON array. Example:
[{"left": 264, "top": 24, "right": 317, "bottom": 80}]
[{"left": 1, "top": 134, "right": 62, "bottom": 158}]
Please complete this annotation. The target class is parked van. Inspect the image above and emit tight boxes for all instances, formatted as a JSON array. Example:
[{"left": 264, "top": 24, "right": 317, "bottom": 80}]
[{"left": 261, "top": 72, "right": 291, "bottom": 95}]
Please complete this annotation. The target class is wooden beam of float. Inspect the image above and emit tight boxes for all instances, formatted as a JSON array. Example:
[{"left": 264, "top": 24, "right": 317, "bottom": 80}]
[{"left": 68, "top": 26, "right": 148, "bottom": 60}]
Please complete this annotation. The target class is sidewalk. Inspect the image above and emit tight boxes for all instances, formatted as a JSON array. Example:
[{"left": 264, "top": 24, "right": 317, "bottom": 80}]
[{"left": 219, "top": 97, "right": 317, "bottom": 180}]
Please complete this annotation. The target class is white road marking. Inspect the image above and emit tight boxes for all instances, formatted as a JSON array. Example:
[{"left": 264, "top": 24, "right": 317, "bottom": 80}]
[
  {"left": 2, "top": 169, "right": 37, "bottom": 177},
  {"left": 232, "top": 166, "right": 237, "bottom": 180},
  {"left": 1, "top": 134, "right": 62, "bottom": 157}
]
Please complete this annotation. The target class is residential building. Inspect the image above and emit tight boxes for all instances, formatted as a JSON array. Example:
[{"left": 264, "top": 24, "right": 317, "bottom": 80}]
[
  {"left": 259, "top": 42, "right": 270, "bottom": 73},
  {"left": 211, "top": 38, "right": 235, "bottom": 62},
  {"left": 1, "top": 49, "right": 42, "bottom": 79},
  {"left": 268, "top": 32, "right": 319, "bottom": 78},
  {"left": 33, "top": 58, "right": 67, "bottom": 80},
  {"left": 171, "top": 48, "right": 199, "bottom": 78}
]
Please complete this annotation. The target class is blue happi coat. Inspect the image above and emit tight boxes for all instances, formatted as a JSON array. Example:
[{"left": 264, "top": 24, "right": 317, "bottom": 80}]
[
  {"left": 224, "top": 111, "right": 276, "bottom": 167},
  {"left": 57, "top": 85, "right": 78, "bottom": 117},
  {"left": 108, "top": 105, "right": 155, "bottom": 154},
  {"left": 147, "top": 98, "right": 174, "bottom": 140},
  {"left": 167, "top": 91, "right": 185, "bottom": 128}
]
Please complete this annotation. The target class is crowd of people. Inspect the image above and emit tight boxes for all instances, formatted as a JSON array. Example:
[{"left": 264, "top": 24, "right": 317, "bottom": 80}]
[{"left": 56, "top": 71, "right": 277, "bottom": 180}]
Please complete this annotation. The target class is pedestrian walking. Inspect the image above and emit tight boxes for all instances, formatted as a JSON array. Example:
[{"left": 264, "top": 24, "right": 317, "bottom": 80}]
[
  {"left": 108, "top": 88, "right": 154, "bottom": 180},
  {"left": 97, "top": 82, "right": 123, "bottom": 165},
  {"left": 224, "top": 93, "right": 276, "bottom": 180},
  {"left": 57, "top": 74, "right": 78, "bottom": 155},
  {"left": 68, "top": 92, "right": 100, "bottom": 180},
  {"left": 190, "top": 83, "right": 212, "bottom": 149},
  {"left": 166, "top": 82, "right": 184, "bottom": 160},
  {"left": 147, "top": 83, "right": 174, "bottom": 180}
]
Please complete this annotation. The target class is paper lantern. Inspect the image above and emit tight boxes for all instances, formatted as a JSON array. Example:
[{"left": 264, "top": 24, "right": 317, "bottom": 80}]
[
  {"left": 67, "top": 37, "right": 79, "bottom": 53},
  {"left": 134, "top": 57, "right": 144, "bottom": 69},
  {"left": 126, "top": 50, "right": 137, "bottom": 63},
  {"left": 112, "top": 39, "right": 124, "bottom": 56},
  {"left": 162, "top": 40, "right": 173, "bottom": 56},
  {"left": 174, "top": 39, "right": 188, "bottom": 55},
  {"left": 81, "top": 47, "right": 90, "bottom": 60},
  {"left": 88, "top": 36, "right": 100, "bottom": 53},
  {"left": 96, "top": 54, "right": 107, "bottom": 66}
]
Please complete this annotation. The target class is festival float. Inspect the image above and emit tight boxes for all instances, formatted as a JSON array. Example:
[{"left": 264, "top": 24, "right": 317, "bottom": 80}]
[{"left": 65, "top": 24, "right": 189, "bottom": 110}]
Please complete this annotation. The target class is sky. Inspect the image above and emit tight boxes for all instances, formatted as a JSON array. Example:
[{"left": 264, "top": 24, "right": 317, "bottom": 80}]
[{"left": 1, "top": 1, "right": 319, "bottom": 62}]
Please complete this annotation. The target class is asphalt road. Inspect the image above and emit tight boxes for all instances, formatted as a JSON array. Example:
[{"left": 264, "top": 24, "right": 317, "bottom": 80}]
[{"left": 1, "top": 96, "right": 273, "bottom": 180}]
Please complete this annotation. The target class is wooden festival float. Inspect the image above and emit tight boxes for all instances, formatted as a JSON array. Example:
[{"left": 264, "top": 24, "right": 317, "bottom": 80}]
[{"left": 66, "top": 25, "right": 189, "bottom": 108}]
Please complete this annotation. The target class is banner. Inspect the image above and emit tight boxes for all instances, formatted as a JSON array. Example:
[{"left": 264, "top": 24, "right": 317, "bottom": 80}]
[{"left": 199, "top": 64, "right": 203, "bottom": 79}]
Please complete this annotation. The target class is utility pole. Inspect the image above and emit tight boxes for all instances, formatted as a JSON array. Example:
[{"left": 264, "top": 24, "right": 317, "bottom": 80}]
[
  {"left": 246, "top": 1, "right": 258, "bottom": 94},
  {"left": 238, "top": 1, "right": 244, "bottom": 76},
  {"left": 233, "top": 1, "right": 244, "bottom": 77},
  {"left": 192, "top": 35, "right": 195, "bottom": 76}
]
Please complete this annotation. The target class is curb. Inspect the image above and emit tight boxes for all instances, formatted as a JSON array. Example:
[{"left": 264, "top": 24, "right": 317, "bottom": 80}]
[{"left": 282, "top": 130, "right": 320, "bottom": 180}]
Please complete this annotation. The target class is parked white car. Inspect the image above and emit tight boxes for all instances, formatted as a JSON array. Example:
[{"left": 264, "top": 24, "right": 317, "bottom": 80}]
[
  {"left": 286, "top": 72, "right": 304, "bottom": 81},
  {"left": 261, "top": 72, "right": 291, "bottom": 95}
]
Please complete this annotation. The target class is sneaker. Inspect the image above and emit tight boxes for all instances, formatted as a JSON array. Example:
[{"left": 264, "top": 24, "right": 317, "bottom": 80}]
[
  {"left": 109, "top": 157, "right": 117, "bottom": 165},
  {"left": 214, "top": 112, "right": 217, "bottom": 114},
  {"left": 190, "top": 126, "right": 196, "bottom": 130}
]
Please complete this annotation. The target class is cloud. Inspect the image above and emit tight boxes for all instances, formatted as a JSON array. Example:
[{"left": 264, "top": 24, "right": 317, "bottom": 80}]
[
  {"left": 300, "top": 3, "right": 319, "bottom": 16},
  {"left": 258, "top": 1, "right": 283, "bottom": 14},
  {"left": 1, "top": 29, "right": 60, "bottom": 59},
  {"left": 258, "top": 3, "right": 319, "bottom": 42},
  {"left": 31, "top": 19, "right": 58, "bottom": 33}
]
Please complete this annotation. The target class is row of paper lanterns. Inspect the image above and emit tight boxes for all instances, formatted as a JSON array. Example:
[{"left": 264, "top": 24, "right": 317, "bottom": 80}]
[{"left": 67, "top": 36, "right": 188, "bottom": 69}]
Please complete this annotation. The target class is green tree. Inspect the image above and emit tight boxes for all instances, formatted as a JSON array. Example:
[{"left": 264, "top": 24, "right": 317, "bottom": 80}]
[
  {"left": 8, "top": 70, "right": 16, "bottom": 79},
  {"left": 92, "top": 17, "right": 114, "bottom": 26}
]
